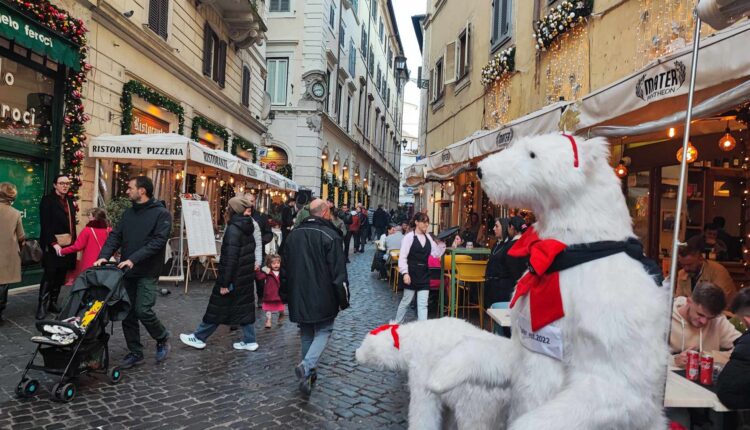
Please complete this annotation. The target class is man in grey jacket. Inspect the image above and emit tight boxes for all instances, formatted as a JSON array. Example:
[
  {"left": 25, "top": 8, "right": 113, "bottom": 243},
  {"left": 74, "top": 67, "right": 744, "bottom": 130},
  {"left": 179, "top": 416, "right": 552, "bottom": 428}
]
[{"left": 94, "top": 176, "right": 172, "bottom": 368}]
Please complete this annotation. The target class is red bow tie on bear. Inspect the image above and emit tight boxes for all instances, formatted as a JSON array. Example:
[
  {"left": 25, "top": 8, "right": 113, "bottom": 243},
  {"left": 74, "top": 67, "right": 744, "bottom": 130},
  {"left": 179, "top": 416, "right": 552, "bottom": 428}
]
[
  {"left": 507, "top": 227, "right": 568, "bottom": 331},
  {"left": 370, "top": 324, "right": 400, "bottom": 349}
]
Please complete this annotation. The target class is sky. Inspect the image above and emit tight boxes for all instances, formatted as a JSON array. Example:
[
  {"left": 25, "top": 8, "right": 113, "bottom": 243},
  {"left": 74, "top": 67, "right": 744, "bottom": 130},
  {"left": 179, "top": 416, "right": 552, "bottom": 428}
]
[{"left": 391, "top": 0, "right": 426, "bottom": 105}]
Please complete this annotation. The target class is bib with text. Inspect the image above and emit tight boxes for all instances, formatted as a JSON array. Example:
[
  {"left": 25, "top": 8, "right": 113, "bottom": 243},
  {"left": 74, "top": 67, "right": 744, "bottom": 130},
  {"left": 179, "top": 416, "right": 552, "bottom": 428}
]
[{"left": 516, "top": 314, "right": 564, "bottom": 361}]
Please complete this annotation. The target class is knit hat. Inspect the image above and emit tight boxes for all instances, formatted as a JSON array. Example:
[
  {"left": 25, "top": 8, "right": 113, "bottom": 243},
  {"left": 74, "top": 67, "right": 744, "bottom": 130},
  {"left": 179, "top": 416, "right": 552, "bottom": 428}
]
[{"left": 228, "top": 196, "right": 252, "bottom": 214}]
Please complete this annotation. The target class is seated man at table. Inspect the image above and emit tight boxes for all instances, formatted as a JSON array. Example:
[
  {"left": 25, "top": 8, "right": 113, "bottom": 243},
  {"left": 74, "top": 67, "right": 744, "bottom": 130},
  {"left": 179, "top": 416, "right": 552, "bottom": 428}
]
[
  {"left": 675, "top": 244, "right": 737, "bottom": 306},
  {"left": 670, "top": 282, "right": 741, "bottom": 367},
  {"left": 687, "top": 223, "right": 729, "bottom": 261},
  {"left": 716, "top": 287, "right": 750, "bottom": 409},
  {"left": 383, "top": 224, "right": 404, "bottom": 257}
]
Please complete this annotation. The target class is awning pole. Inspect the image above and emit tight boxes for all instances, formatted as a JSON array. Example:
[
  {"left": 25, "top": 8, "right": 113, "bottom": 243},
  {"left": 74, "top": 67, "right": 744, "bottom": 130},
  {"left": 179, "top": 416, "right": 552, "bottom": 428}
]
[
  {"left": 93, "top": 158, "right": 101, "bottom": 207},
  {"left": 664, "top": 13, "right": 702, "bottom": 405},
  {"left": 182, "top": 158, "right": 188, "bottom": 294}
]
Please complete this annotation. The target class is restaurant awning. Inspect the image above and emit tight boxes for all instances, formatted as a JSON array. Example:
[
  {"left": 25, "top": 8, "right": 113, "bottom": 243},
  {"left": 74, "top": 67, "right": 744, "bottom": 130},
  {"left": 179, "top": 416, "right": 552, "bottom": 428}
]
[
  {"left": 403, "top": 159, "right": 427, "bottom": 187},
  {"left": 571, "top": 20, "right": 750, "bottom": 134},
  {"left": 422, "top": 101, "right": 569, "bottom": 177}
]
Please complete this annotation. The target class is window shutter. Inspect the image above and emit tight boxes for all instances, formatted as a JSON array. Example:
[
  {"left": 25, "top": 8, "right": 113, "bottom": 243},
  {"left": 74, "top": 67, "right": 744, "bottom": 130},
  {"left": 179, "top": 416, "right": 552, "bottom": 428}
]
[
  {"left": 148, "top": 0, "right": 159, "bottom": 34},
  {"left": 217, "top": 41, "right": 227, "bottom": 88},
  {"left": 465, "top": 22, "right": 471, "bottom": 72},
  {"left": 202, "top": 23, "right": 213, "bottom": 77},
  {"left": 500, "top": 0, "right": 511, "bottom": 42},
  {"left": 444, "top": 42, "right": 456, "bottom": 84},
  {"left": 242, "top": 66, "right": 251, "bottom": 107},
  {"left": 157, "top": 0, "right": 169, "bottom": 39}
]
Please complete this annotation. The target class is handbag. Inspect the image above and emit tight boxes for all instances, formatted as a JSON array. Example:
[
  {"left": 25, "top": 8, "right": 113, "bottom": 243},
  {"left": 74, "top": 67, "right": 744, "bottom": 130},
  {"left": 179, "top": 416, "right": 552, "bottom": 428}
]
[
  {"left": 54, "top": 233, "right": 72, "bottom": 246},
  {"left": 20, "top": 240, "right": 43, "bottom": 266}
]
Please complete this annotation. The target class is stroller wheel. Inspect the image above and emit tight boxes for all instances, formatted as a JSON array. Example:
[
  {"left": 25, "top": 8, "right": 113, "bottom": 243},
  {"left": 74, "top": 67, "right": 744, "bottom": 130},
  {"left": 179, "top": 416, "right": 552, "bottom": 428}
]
[
  {"left": 53, "top": 382, "right": 76, "bottom": 403},
  {"left": 108, "top": 366, "right": 123, "bottom": 384},
  {"left": 16, "top": 379, "right": 40, "bottom": 398}
]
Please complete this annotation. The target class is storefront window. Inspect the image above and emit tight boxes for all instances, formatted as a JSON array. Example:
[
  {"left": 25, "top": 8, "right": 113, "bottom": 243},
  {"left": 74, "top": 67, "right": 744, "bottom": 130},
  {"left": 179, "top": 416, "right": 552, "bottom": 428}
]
[
  {"left": 626, "top": 171, "right": 650, "bottom": 254},
  {"left": 0, "top": 57, "right": 55, "bottom": 145}
]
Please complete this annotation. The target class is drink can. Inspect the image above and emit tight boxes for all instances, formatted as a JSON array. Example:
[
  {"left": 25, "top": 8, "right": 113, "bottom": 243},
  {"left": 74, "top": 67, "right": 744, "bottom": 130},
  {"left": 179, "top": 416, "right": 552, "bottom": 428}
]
[
  {"left": 699, "top": 352, "right": 714, "bottom": 385},
  {"left": 686, "top": 350, "right": 700, "bottom": 381}
]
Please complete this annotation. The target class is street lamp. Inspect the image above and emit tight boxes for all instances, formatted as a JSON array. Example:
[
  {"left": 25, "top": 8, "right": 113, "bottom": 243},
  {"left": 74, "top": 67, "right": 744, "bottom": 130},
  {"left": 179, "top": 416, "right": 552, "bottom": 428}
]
[
  {"left": 401, "top": 139, "right": 408, "bottom": 150},
  {"left": 394, "top": 55, "right": 408, "bottom": 87}
]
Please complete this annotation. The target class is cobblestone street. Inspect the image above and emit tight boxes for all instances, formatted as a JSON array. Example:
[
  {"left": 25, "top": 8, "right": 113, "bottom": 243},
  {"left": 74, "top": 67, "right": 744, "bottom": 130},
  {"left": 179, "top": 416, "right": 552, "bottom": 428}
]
[{"left": 0, "top": 246, "right": 411, "bottom": 429}]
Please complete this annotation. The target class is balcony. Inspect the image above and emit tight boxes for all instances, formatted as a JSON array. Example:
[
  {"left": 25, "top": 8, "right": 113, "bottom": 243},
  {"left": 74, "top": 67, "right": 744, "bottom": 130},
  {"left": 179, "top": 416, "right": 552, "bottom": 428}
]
[{"left": 198, "top": 0, "right": 268, "bottom": 48}]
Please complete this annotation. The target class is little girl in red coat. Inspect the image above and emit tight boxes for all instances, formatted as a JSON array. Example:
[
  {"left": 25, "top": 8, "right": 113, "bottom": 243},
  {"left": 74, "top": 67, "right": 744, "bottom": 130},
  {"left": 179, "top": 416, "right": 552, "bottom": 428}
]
[{"left": 255, "top": 254, "right": 285, "bottom": 328}]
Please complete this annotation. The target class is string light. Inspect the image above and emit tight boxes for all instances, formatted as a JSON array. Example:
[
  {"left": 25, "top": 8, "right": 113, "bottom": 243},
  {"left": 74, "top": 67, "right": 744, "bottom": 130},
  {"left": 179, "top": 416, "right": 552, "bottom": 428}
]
[
  {"left": 545, "top": 25, "right": 589, "bottom": 104},
  {"left": 634, "top": 0, "right": 693, "bottom": 69},
  {"left": 675, "top": 141, "right": 698, "bottom": 163},
  {"left": 668, "top": 127, "right": 676, "bottom": 138},
  {"left": 719, "top": 123, "right": 736, "bottom": 151}
]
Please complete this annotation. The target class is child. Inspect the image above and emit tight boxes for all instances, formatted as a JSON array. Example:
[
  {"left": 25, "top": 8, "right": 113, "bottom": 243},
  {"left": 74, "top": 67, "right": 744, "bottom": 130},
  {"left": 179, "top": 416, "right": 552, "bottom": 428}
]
[
  {"left": 255, "top": 254, "right": 285, "bottom": 328},
  {"left": 59, "top": 208, "right": 111, "bottom": 285}
]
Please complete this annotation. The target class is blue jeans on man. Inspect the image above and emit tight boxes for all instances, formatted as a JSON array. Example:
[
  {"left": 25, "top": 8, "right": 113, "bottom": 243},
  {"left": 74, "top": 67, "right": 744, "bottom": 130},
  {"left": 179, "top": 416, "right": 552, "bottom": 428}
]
[{"left": 299, "top": 319, "right": 335, "bottom": 376}]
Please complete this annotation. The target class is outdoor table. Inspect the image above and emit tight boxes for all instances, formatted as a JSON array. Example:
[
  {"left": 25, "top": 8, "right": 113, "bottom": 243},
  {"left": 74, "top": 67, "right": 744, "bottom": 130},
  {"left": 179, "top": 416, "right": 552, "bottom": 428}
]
[
  {"left": 664, "top": 367, "right": 728, "bottom": 412},
  {"left": 486, "top": 308, "right": 512, "bottom": 327},
  {"left": 439, "top": 247, "right": 491, "bottom": 317}
]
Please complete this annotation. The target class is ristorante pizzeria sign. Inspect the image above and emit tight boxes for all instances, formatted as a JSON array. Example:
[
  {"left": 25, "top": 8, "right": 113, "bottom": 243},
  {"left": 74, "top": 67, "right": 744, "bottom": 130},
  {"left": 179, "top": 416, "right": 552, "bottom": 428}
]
[{"left": 89, "top": 142, "right": 186, "bottom": 160}]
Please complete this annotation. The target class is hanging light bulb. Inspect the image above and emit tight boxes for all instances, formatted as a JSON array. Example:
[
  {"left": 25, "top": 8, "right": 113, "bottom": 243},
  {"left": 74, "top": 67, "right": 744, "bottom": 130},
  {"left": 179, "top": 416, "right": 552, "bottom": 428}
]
[
  {"left": 200, "top": 170, "right": 207, "bottom": 181},
  {"left": 614, "top": 160, "right": 629, "bottom": 178},
  {"left": 219, "top": 179, "right": 225, "bottom": 187},
  {"left": 676, "top": 142, "right": 698, "bottom": 163},
  {"left": 229, "top": 176, "right": 235, "bottom": 184},
  {"left": 668, "top": 127, "right": 676, "bottom": 138},
  {"left": 718, "top": 123, "right": 736, "bottom": 152}
]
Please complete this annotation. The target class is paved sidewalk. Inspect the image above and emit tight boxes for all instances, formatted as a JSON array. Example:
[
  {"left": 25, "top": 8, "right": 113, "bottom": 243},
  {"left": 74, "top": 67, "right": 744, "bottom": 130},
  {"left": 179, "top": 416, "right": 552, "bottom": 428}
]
[{"left": 0, "top": 246, "right": 411, "bottom": 429}]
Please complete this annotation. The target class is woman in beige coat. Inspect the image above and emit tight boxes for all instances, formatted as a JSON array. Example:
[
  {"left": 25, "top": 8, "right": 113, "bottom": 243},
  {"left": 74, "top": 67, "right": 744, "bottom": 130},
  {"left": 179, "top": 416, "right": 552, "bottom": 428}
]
[{"left": 0, "top": 182, "right": 25, "bottom": 323}]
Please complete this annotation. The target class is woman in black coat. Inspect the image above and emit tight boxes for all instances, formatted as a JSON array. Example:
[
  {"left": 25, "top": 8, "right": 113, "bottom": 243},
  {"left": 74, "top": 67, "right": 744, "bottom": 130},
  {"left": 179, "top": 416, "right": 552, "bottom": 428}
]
[
  {"left": 179, "top": 196, "right": 262, "bottom": 351},
  {"left": 37, "top": 174, "right": 78, "bottom": 319},
  {"left": 484, "top": 216, "right": 528, "bottom": 309}
]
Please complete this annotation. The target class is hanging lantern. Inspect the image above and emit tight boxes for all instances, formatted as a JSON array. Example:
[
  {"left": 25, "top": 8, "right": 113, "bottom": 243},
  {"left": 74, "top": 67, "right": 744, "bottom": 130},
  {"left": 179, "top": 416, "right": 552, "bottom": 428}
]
[
  {"left": 676, "top": 142, "right": 698, "bottom": 163},
  {"left": 718, "top": 123, "right": 736, "bottom": 152},
  {"left": 614, "top": 160, "right": 629, "bottom": 178}
]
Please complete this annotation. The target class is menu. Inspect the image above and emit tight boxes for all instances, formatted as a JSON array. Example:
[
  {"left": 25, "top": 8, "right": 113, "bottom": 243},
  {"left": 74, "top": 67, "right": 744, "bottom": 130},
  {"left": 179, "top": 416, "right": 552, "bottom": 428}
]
[{"left": 181, "top": 199, "right": 217, "bottom": 257}]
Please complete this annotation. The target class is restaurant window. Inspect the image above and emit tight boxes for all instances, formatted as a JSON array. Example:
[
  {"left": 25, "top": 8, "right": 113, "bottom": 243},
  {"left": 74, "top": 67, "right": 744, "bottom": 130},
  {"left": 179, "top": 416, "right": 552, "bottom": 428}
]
[
  {"left": 202, "top": 23, "right": 227, "bottom": 88},
  {"left": 269, "top": 0, "right": 290, "bottom": 12},
  {"left": 266, "top": 58, "right": 288, "bottom": 105},
  {"left": 148, "top": 0, "right": 170, "bottom": 39},
  {"left": 241, "top": 65, "right": 251, "bottom": 108},
  {"left": 491, "top": 0, "right": 513, "bottom": 51}
]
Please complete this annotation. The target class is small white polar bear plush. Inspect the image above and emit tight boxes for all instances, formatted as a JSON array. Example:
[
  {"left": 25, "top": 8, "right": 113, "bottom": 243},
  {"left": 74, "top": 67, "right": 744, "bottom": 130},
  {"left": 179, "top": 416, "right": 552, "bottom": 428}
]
[
  {"left": 356, "top": 317, "right": 511, "bottom": 430},
  {"left": 426, "top": 134, "right": 669, "bottom": 430}
]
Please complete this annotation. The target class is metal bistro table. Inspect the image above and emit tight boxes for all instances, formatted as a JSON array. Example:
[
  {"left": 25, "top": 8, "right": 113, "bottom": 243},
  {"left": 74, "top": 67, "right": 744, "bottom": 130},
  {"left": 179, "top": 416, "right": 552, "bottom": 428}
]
[{"left": 439, "top": 247, "right": 491, "bottom": 317}]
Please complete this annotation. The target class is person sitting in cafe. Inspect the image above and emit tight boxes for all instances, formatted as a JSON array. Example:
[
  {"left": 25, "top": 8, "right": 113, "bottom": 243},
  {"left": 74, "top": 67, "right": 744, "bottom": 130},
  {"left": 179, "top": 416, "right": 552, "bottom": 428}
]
[
  {"left": 686, "top": 223, "right": 729, "bottom": 261},
  {"left": 713, "top": 216, "right": 740, "bottom": 260},
  {"left": 459, "top": 212, "right": 483, "bottom": 246},
  {"left": 670, "top": 282, "right": 741, "bottom": 368},
  {"left": 716, "top": 287, "right": 750, "bottom": 410},
  {"left": 675, "top": 244, "right": 737, "bottom": 306}
]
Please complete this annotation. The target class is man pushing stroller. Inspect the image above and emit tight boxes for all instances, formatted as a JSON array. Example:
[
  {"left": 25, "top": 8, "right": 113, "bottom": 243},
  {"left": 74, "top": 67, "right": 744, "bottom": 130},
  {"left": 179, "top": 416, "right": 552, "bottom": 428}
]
[{"left": 94, "top": 176, "right": 172, "bottom": 368}]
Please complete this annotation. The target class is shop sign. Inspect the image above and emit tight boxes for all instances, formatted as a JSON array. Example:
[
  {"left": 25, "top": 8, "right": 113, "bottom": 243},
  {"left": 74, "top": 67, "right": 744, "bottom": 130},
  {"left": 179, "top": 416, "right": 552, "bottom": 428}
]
[
  {"left": 89, "top": 142, "right": 186, "bottom": 160},
  {"left": 131, "top": 108, "right": 170, "bottom": 134},
  {"left": 406, "top": 187, "right": 413, "bottom": 195},
  {"left": 441, "top": 151, "right": 451, "bottom": 163},
  {"left": 242, "top": 164, "right": 259, "bottom": 178},
  {"left": 635, "top": 60, "right": 687, "bottom": 102},
  {"left": 0, "top": 3, "right": 81, "bottom": 70},
  {"left": 268, "top": 176, "right": 281, "bottom": 187},
  {"left": 496, "top": 127, "right": 514, "bottom": 149}
]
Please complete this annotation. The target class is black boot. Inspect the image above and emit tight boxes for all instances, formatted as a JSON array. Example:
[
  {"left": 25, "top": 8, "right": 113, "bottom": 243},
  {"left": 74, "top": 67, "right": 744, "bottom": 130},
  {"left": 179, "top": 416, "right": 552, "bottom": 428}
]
[
  {"left": 36, "top": 283, "right": 49, "bottom": 320},
  {"left": 47, "top": 285, "right": 61, "bottom": 314}
]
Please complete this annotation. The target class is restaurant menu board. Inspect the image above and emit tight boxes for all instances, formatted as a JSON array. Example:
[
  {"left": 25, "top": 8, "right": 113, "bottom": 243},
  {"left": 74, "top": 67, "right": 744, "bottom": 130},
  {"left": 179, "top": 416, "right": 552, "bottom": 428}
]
[
  {"left": 0, "top": 154, "right": 44, "bottom": 239},
  {"left": 181, "top": 199, "right": 217, "bottom": 257}
]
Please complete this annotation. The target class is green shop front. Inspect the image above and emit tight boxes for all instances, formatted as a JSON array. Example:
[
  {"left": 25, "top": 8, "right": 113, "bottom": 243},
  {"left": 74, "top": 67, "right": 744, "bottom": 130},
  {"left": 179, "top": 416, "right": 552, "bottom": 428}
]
[{"left": 0, "top": 1, "right": 87, "bottom": 288}]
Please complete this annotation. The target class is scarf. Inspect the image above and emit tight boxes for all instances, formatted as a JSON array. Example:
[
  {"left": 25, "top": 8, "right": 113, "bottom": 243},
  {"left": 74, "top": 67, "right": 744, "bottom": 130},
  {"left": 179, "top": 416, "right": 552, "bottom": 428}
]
[{"left": 369, "top": 324, "right": 400, "bottom": 349}]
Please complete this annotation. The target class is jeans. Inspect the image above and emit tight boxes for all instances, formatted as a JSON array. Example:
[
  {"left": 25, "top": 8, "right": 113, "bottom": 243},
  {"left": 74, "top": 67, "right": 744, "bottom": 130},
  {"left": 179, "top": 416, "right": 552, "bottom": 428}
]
[
  {"left": 194, "top": 321, "right": 256, "bottom": 344},
  {"left": 353, "top": 230, "right": 361, "bottom": 252},
  {"left": 395, "top": 289, "right": 430, "bottom": 323},
  {"left": 0, "top": 284, "right": 7, "bottom": 314},
  {"left": 299, "top": 319, "right": 335, "bottom": 376},
  {"left": 122, "top": 277, "right": 169, "bottom": 357}
]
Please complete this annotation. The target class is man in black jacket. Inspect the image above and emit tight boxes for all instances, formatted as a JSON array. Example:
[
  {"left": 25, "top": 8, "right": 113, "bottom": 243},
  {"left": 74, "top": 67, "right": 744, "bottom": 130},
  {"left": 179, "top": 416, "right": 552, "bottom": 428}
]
[
  {"left": 248, "top": 193, "right": 273, "bottom": 307},
  {"left": 280, "top": 198, "right": 349, "bottom": 395},
  {"left": 94, "top": 176, "right": 171, "bottom": 369},
  {"left": 372, "top": 204, "right": 389, "bottom": 241},
  {"left": 717, "top": 287, "right": 750, "bottom": 410},
  {"left": 280, "top": 198, "right": 296, "bottom": 248}
]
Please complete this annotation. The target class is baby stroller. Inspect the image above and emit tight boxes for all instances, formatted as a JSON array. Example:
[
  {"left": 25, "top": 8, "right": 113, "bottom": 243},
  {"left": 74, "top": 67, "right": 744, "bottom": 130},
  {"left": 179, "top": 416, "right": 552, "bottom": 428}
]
[{"left": 16, "top": 264, "right": 131, "bottom": 402}]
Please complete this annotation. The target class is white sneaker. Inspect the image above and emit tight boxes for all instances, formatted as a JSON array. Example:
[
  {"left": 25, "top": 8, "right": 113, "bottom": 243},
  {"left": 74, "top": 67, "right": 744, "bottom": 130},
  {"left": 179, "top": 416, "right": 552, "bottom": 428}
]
[
  {"left": 179, "top": 333, "right": 206, "bottom": 350},
  {"left": 233, "top": 341, "right": 259, "bottom": 351}
]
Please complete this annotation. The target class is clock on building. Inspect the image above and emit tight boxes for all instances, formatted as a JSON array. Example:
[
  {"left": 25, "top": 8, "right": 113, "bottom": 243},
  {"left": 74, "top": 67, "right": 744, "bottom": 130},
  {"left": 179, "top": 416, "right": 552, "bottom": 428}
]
[{"left": 311, "top": 82, "right": 327, "bottom": 100}]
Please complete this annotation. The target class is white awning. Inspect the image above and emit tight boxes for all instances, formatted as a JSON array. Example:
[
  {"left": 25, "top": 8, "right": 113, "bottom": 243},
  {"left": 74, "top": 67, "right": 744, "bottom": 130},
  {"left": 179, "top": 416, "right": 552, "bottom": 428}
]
[
  {"left": 263, "top": 170, "right": 298, "bottom": 191},
  {"left": 89, "top": 133, "right": 189, "bottom": 160},
  {"left": 572, "top": 21, "right": 750, "bottom": 132},
  {"left": 188, "top": 140, "right": 240, "bottom": 176},
  {"left": 426, "top": 129, "right": 493, "bottom": 173},
  {"left": 403, "top": 158, "right": 427, "bottom": 187}
]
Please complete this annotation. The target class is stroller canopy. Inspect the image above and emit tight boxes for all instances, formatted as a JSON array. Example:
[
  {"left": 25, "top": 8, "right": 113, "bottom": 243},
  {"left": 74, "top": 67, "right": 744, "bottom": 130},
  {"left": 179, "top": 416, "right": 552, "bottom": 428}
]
[{"left": 62, "top": 266, "right": 131, "bottom": 321}]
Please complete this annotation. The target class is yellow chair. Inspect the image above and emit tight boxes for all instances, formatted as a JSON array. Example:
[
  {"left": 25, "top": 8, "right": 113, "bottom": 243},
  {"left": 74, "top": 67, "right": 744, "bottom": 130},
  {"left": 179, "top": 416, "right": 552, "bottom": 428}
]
[
  {"left": 442, "top": 255, "right": 472, "bottom": 315},
  {"left": 455, "top": 260, "right": 487, "bottom": 328},
  {"left": 388, "top": 250, "right": 400, "bottom": 292}
]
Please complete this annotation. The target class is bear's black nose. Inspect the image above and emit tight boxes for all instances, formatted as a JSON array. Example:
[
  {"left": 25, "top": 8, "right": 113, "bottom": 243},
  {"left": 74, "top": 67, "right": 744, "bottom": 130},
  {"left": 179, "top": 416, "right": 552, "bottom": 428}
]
[{"left": 477, "top": 167, "right": 483, "bottom": 179}]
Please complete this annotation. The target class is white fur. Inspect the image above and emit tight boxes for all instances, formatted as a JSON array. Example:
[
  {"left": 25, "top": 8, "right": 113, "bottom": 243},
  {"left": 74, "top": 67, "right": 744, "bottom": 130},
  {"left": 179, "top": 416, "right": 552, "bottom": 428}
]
[
  {"left": 425, "top": 134, "right": 668, "bottom": 430},
  {"left": 356, "top": 318, "right": 511, "bottom": 430}
]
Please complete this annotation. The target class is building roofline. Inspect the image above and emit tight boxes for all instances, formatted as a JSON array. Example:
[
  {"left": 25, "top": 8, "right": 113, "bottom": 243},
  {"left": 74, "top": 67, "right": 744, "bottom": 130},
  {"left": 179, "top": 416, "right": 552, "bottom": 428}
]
[
  {"left": 386, "top": 0, "right": 405, "bottom": 55},
  {"left": 411, "top": 14, "right": 426, "bottom": 53}
]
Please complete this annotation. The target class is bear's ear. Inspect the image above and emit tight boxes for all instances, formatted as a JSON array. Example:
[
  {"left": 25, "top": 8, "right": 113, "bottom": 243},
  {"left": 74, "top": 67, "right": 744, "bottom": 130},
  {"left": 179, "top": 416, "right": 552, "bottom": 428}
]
[{"left": 576, "top": 136, "right": 611, "bottom": 170}]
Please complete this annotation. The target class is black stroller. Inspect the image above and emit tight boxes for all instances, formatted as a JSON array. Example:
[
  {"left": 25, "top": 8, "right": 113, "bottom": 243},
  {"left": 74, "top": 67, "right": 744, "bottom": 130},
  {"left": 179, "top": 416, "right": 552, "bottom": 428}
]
[{"left": 16, "top": 265, "right": 131, "bottom": 402}]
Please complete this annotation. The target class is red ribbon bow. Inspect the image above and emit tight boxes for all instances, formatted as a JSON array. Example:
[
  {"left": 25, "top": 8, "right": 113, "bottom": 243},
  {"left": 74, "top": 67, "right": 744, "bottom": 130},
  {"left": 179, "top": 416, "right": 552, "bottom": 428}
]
[
  {"left": 507, "top": 227, "right": 567, "bottom": 331},
  {"left": 369, "top": 324, "right": 400, "bottom": 349}
]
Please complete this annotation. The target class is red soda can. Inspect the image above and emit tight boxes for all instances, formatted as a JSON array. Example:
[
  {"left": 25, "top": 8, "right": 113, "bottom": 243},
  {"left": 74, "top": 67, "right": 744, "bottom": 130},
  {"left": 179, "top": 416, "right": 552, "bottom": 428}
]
[
  {"left": 686, "top": 350, "right": 700, "bottom": 381},
  {"left": 699, "top": 352, "right": 714, "bottom": 385}
]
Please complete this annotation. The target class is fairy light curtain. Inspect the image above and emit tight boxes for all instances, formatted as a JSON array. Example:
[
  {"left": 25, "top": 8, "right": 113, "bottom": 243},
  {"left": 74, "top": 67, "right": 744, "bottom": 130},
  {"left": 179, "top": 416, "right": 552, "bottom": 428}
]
[
  {"left": 484, "top": 76, "right": 512, "bottom": 129},
  {"left": 634, "top": 0, "right": 695, "bottom": 70},
  {"left": 544, "top": 25, "right": 590, "bottom": 104}
]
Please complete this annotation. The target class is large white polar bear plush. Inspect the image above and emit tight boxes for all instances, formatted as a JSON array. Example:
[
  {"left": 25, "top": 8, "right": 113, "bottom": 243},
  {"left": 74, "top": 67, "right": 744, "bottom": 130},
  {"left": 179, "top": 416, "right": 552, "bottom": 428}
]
[
  {"left": 428, "top": 134, "right": 669, "bottom": 430},
  {"left": 356, "top": 318, "right": 510, "bottom": 430}
]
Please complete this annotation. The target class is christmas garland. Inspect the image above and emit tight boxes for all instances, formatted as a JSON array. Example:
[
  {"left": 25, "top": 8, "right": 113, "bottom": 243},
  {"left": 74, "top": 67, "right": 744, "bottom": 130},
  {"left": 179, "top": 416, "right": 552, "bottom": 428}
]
[
  {"left": 533, "top": 0, "right": 593, "bottom": 51},
  {"left": 481, "top": 47, "right": 515, "bottom": 87},
  {"left": 9, "top": 1, "right": 92, "bottom": 201},
  {"left": 230, "top": 135, "right": 258, "bottom": 162},
  {"left": 191, "top": 116, "right": 230, "bottom": 150},
  {"left": 277, "top": 164, "right": 292, "bottom": 179},
  {"left": 120, "top": 80, "right": 185, "bottom": 135}
]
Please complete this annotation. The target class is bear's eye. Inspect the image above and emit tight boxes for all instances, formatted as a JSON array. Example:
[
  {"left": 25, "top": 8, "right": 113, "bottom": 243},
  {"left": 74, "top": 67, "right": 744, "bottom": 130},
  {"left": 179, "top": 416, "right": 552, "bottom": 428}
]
[{"left": 529, "top": 151, "right": 536, "bottom": 159}]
